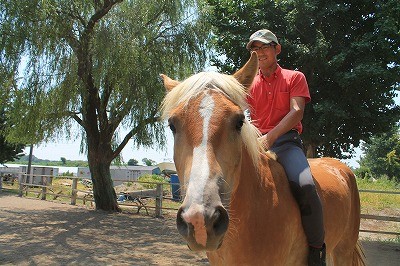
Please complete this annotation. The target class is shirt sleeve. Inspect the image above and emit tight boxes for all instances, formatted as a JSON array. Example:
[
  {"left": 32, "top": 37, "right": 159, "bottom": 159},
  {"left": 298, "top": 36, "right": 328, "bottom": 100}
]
[{"left": 290, "top": 72, "right": 311, "bottom": 103}]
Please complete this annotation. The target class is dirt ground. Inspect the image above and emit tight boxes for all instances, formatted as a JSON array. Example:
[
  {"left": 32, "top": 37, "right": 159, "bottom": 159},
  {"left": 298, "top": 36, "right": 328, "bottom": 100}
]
[{"left": 0, "top": 192, "right": 399, "bottom": 266}]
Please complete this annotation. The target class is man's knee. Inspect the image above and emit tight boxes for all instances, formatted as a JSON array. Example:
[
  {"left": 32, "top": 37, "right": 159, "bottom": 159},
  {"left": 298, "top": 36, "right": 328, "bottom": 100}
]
[{"left": 289, "top": 182, "right": 316, "bottom": 216}]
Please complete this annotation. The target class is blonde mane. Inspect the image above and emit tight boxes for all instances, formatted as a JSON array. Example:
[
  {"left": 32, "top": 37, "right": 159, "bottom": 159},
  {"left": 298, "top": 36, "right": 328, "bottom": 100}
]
[{"left": 160, "top": 72, "right": 263, "bottom": 165}]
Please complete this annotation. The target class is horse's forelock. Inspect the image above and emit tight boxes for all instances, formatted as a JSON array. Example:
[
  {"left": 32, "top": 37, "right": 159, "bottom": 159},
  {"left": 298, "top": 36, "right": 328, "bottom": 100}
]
[
  {"left": 161, "top": 72, "right": 244, "bottom": 117},
  {"left": 160, "top": 71, "right": 262, "bottom": 166}
]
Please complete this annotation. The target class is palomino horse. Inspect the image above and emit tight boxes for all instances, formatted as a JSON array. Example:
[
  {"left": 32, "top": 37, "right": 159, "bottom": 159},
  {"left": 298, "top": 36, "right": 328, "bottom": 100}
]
[{"left": 160, "top": 53, "right": 366, "bottom": 265}]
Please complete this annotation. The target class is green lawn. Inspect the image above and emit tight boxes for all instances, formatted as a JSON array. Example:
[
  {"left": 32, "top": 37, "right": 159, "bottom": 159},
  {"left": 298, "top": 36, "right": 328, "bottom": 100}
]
[{"left": 356, "top": 177, "right": 400, "bottom": 212}]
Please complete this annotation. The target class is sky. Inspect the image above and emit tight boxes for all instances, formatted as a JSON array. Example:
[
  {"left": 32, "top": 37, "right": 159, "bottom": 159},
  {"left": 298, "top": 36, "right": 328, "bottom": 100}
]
[{"left": 24, "top": 129, "right": 175, "bottom": 164}]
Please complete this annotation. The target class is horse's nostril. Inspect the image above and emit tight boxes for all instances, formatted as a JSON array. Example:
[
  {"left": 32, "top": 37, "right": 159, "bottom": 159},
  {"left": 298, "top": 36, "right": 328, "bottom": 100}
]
[
  {"left": 176, "top": 207, "right": 189, "bottom": 237},
  {"left": 212, "top": 206, "right": 229, "bottom": 236}
]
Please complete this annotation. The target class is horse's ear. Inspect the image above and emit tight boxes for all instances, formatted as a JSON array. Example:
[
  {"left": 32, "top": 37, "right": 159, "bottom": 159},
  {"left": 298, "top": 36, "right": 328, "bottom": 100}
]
[
  {"left": 160, "top": 74, "right": 180, "bottom": 92},
  {"left": 233, "top": 52, "right": 259, "bottom": 90}
]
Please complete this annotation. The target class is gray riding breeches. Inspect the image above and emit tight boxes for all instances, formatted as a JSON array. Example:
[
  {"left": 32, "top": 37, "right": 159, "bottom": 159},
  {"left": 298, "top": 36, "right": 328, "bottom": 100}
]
[{"left": 270, "top": 130, "right": 325, "bottom": 247}]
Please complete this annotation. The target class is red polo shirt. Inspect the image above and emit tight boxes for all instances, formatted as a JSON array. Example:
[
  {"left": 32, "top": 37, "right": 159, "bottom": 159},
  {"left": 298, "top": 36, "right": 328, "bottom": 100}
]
[{"left": 247, "top": 65, "right": 311, "bottom": 134}]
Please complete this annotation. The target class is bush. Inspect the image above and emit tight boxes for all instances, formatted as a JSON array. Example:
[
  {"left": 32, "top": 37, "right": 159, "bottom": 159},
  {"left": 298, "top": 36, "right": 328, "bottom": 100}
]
[
  {"left": 60, "top": 171, "right": 74, "bottom": 177},
  {"left": 354, "top": 166, "right": 371, "bottom": 179},
  {"left": 138, "top": 174, "right": 166, "bottom": 189}
]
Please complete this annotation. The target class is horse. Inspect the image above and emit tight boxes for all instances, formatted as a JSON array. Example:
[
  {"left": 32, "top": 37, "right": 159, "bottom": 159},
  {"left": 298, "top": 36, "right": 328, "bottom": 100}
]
[{"left": 160, "top": 53, "right": 366, "bottom": 265}]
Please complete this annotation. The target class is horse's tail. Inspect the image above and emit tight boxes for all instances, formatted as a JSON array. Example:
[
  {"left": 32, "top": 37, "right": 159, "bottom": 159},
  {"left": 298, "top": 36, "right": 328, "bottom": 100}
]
[{"left": 352, "top": 241, "right": 367, "bottom": 266}]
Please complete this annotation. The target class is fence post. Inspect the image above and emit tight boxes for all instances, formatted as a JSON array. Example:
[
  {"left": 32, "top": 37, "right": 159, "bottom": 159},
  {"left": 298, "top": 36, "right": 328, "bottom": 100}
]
[
  {"left": 155, "top": 183, "right": 163, "bottom": 218},
  {"left": 41, "top": 175, "right": 47, "bottom": 200},
  {"left": 71, "top": 178, "right": 78, "bottom": 205},
  {"left": 18, "top": 173, "right": 25, "bottom": 197},
  {"left": 0, "top": 171, "right": 3, "bottom": 191}
]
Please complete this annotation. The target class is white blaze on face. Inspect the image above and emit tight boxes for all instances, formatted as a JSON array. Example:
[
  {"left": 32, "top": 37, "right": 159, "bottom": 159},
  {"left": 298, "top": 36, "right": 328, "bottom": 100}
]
[
  {"left": 182, "top": 92, "right": 215, "bottom": 247},
  {"left": 186, "top": 92, "right": 215, "bottom": 206}
]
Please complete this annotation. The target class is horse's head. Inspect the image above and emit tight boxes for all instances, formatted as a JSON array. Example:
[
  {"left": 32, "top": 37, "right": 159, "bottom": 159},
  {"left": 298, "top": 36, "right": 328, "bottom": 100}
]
[{"left": 160, "top": 53, "right": 260, "bottom": 251}]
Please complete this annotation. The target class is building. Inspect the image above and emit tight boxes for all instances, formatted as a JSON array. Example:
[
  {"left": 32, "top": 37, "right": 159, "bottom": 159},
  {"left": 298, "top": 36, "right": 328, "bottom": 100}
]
[
  {"left": 0, "top": 166, "right": 20, "bottom": 177},
  {"left": 77, "top": 165, "right": 161, "bottom": 186}
]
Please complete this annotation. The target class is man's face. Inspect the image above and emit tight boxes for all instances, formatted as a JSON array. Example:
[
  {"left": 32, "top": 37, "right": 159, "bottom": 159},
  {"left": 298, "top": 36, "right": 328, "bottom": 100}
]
[{"left": 250, "top": 41, "right": 281, "bottom": 67}]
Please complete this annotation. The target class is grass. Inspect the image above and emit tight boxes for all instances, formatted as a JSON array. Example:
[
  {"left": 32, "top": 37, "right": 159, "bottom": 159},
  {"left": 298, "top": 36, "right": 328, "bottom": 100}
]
[
  {"left": 356, "top": 177, "right": 400, "bottom": 243},
  {"left": 356, "top": 177, "right": 399, "bottom": 191},
  {"left": 356, "top": 177, "right": 400, "bottom": 212}
]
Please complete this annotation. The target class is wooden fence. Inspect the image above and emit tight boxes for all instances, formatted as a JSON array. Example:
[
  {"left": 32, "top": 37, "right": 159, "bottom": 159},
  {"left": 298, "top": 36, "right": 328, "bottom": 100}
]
[
  {"left": 0, "top": 172, "right": 173, "bottom": 218},
  {"left": 358, "top": 189, "right": 400, "bottom": 236},
  {"left": 1, "top": 172, "right": 399, "bottom": 236}
]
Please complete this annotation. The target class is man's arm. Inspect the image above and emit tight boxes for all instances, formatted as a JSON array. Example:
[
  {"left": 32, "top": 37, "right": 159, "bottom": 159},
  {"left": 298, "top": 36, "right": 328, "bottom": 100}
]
[{"left": 260, "top": 96, "right": 306, "bottom": 149}]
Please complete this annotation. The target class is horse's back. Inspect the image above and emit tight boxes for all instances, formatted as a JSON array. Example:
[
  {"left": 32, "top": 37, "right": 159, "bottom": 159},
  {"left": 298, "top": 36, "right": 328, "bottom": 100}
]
[
  {"left": 308, "top": 157, "right": 361, "bottom": 261},
  {"left": 309, "top": 157, "right": 358, "bottom": 197}
]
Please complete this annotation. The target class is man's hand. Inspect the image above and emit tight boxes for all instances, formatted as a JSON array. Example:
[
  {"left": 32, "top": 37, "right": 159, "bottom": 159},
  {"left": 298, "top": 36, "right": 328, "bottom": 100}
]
[
  {"left": 259, "top": 134, "right": 270, "bottom": 150},
  {"left": 259, "top": 132, "right": 279, "bottom": 150}
]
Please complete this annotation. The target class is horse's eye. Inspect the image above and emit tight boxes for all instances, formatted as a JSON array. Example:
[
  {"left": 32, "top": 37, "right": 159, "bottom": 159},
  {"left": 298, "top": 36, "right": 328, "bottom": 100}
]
[
  {"left": 235, "top": 118, "right": 245, "bottom": 131},
  {"left": 169, "top": 123, "right": 176, "bottom": 134}
]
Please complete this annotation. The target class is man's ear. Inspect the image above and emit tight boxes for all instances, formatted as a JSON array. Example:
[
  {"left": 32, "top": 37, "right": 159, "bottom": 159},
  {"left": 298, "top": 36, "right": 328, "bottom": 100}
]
[{"left": 275, "top": 44, "right": 282, "bottom": 56}]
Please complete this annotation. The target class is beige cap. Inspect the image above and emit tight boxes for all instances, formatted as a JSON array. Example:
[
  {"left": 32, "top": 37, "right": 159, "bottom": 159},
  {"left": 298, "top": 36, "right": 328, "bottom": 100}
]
[{"left": 246, "top": 29, "right": 279, "bottom": 50}]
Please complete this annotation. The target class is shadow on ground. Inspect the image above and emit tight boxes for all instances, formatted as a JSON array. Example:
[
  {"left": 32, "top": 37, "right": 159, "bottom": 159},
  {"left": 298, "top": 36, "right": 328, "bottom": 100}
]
[{"left": 0, "top": 194, "right": 208, "bottom": 265}]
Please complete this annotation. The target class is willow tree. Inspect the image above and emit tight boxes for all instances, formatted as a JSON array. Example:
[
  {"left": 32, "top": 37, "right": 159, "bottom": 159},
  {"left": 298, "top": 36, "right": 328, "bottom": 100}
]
[
  {"left": 0, "top": 109, "right": 25, "bottom": 164},
  {"left": 1, "top": 0, "right": 209, "bottom": 211}
]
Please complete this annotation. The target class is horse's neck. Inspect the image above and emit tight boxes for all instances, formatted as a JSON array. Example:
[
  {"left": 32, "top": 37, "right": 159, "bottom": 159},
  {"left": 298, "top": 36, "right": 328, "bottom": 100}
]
[
  {"left": 210, "top": 148, "right": 303, "bottom": 263},
  {"left": 235, "top": 148, "right": 286, "bottom": 203},
  {"left": 230, "top": 147, "right": 298, "bottom": 224}
]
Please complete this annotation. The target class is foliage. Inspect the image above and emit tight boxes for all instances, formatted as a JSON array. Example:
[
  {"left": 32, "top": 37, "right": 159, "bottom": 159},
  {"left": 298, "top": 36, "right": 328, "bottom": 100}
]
[
  {"left": 59, "top": 170, "right": 74, "bottom": 177},
  {"left": 142, "top": 158, "right": 157, "bottom": 166},
  {"left": 0, "top": 109, "right": 25, "bottom": 164},
  {"left": 60, "top": 157, "right": 67, "bottom": 165},
  {"left": 138, "top": 174, "right": 166, "bottom": 189},
  {"left": 127, "top": 158, "right": 139, "bottom": 166},
  {"left": 0, "top": 0, "right": 210, "bottom": 210},
  {"left": 9, "top": 155, "right": 89, "bottom": 167},
  {"left": 354, "top": 165, "right": 372, "bottom": 180},
  {"left": 358, "top": 126, "right": 400, "bottom": 182},
  {"left": 205, "top": 0, "right": 400, "bottom": 159}
]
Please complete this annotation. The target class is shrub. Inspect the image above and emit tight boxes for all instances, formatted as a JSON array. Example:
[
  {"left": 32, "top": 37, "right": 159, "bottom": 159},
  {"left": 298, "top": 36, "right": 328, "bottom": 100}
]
[
  {"left": 354, "top": 166, "right": 371, "bottom": 179},
  {"left": 138, "top": 174, "right": 165, "bottom": 189},
  {"left": 60, "top": 171, "right": 74, "bottom": 177}
]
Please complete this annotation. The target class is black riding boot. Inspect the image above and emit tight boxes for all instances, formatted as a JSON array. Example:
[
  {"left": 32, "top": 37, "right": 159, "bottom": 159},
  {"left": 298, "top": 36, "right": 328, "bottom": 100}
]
[{"left": 308, "top": 244, "right": 326, "bottom": 266}]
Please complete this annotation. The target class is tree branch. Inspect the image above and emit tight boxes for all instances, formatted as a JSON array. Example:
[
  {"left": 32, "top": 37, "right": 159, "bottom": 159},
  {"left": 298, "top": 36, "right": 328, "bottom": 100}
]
[
  {"left": 71, "top": 113, "right": 86, "bottom": 129},
  {"left": 86, "top": 0, "right": 123, "bottom": 35},
  {"left": 100, "top": 74, "right": 113, "bottom": 126},
  {"left": 112, "top": 115, "right": 160, "bottom": 159}
]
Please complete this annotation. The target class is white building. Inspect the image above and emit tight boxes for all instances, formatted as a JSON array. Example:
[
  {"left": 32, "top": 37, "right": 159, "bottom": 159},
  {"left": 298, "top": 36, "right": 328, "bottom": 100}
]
[
  {"left": 0, "top": 166, "right": 20, "bottom": 176},
  {"left": 77, "top": 165, "right": 161, "bottom": 186}
]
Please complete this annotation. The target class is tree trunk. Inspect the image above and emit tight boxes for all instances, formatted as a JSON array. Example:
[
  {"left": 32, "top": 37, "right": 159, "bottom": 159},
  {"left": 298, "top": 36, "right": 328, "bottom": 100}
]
[
  {"left": 306, "top": 143, "right": 316, "bottom": 158},
  {"left": 86, "top": 130, "right": 120, "bottom": 211},
  {"left": 88, "top": 157, "right": 121, "bottom": 212}
]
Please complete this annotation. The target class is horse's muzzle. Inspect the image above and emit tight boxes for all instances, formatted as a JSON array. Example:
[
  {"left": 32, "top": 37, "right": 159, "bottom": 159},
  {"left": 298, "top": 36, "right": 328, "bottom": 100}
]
[{"left": 176, "top": 205, "right": 229, "bottom": 251}]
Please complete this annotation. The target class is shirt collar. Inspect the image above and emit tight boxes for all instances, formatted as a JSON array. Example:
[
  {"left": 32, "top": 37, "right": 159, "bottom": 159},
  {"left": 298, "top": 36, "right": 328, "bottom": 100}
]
[{"left": 258, "top": 64, "right": 281, "bottom": 80}]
